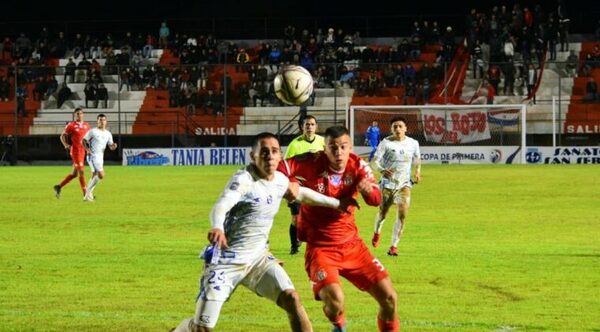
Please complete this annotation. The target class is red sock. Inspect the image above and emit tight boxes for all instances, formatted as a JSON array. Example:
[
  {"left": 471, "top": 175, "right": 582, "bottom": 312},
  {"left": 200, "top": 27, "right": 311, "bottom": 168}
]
[
  {"left": 78, "top": 174, "right": 86, "bottom": 194},
  {"left": 325, "top": 308, "right": 346, "bottom": 329},
  {"left": 377, "top": 317, "right": 400, "bottom": 332},
  {"left": 59, "top": 174, "right": 77, "bottom": 187}
]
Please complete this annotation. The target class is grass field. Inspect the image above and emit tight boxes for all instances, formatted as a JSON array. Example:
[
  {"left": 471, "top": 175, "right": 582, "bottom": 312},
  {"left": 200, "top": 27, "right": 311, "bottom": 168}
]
[{"left": 0, "top": 165, "right": 599, "bottom": 332}]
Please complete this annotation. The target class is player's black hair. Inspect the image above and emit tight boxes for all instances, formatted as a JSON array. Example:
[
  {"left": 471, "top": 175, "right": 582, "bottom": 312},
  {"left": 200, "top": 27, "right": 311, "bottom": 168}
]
[
  {"left": 252, "top": 132, "right": 279, "bottom": 150},
  {"left": 390, "top": 116, "right": 407, "bottom": 125},
  {"left": 97, "top": 113, "right": 107, "bottom": 119},
  {"left": 324, "top": 126, "right": 350, "bottom": 139},
  {"left": 73, "top": 107, "right": 83, "bottom": 113},
  {"left": 302, "top": 115, "right": 317, "bottom": 125}
]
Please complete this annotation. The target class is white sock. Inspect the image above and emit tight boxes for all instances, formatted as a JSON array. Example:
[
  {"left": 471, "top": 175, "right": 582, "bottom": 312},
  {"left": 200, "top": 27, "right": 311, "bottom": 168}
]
[
  {"left": 86, "top": 175, "right": 100, "bottom": 194},
  {"left": 391, "top": 215, "right": 404, "bottom": 247}
]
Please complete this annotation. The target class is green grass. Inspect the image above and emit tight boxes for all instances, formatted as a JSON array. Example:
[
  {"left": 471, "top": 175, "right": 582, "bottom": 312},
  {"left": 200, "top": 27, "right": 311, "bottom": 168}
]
[{"left": 0, "top": 165, "right": 599, "bottom": 331}]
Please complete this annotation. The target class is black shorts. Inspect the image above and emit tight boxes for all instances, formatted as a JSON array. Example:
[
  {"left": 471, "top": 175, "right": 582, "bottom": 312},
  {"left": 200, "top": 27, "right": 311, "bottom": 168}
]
[{"left": 287, "top": 201, "right": 301, "bottom": 215}]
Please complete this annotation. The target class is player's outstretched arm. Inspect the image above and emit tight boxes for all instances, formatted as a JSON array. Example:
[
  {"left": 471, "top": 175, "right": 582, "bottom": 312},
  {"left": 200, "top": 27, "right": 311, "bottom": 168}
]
[{"left": 285, "top": 183, "right": 358, "bottom": 212}]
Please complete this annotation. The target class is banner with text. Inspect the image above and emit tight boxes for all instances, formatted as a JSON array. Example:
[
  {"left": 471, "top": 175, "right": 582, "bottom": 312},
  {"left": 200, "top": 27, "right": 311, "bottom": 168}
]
[
  {"left": 422, "top": 108, "right": 491, "bottom": 144},
  {"left": 123, "top": 148, "right": 252, "bottom": 166},
  {"left": 355, "top": 146, "right": 522, "bottom": 164},
  {"left": 525, "top": 147, "right": 600, "bottom": 164}
]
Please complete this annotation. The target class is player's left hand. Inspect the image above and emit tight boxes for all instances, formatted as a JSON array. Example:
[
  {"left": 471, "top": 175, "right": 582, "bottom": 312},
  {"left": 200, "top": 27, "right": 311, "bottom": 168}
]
[
  {"left": 338, "top": 197, "right": 360, "bottom": 213},
  {"left": 357, "top": 178, "right": 374, "bottom": 196},
  {"left": 414, "top": 171, "right": 421, "bottom": 184},
  {"left": 109, "top": 143, "right": 118, "bottom": 151},
  {"left": 207, "top": 228, "right": 228, "bottom": 249}
]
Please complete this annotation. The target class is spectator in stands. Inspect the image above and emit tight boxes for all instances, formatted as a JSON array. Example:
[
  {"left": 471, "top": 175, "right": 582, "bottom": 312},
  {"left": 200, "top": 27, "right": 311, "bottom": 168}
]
[
  {"left": 72, "top": 33, "right": 84, "bottom": 59},
  {"left": 143, "top": 33, "right": 156, "bottom": 59},
  {"left": 16, "top": 84, "right": 27, "bottom": 117},
  {"left": 15, "top": 33, "right": 32, "bottom": 59},
  {"left": 526, "top": 63, "right": 538, "bottom": 104},
  {"left": 76, "top": 57, "right": 91, "bottom": 83},
  {"left": 0, "top": 77, "right": 11, "bottom": 101},
  {"left": 45, "top": 75, "right": 58, "bottom": 99},
  {"left": 158, "top": 22, "right": 170, "bottom": 49},
  {"left": 238, "top": 84, "right": 250, "bottom": 107},
  {"left": 84, "top": 81, "right": 97, "bottom": 108},
  {"left": 56, "top": 82, "right": 72, "bottom": 108},
  {"left": 50, "top": 31, "right": 67, "bottom": 58},
  {"left": 214, "top": 89, "right": 225, "bottom": 116},
  {"left": 422, "top": 79, "right": 431, "bottom": 104},
  {"left": 403, "top": 81, "right": 416, "bottom": 105},
  {"left": 235, "top": 48, "right": 250, "bottom": 73},
  {"left": 367, "top": 69, "right": 380, "bottom": 96},
  {"left": 200, "top": 89, "right": 216, "bottom": 114},
  {"left": 565, "top": 50, "right": 578, "bottom": 77},
  {"left": 251, "top": 81, "right": 268, "bottom": 107},
  {"left": 183, "top": 84, "right": 197, "bottom": 114},
  {"left": 96, "top": 83, "right": 108, "bottom": 108},
  {"left": 268, "top": 45, "right": 282, "bottom": 72},
  {"left": 119, "top": 68, "right": 132, "bottom": 92},
  {"left": 33, "top": 76, "right": 48, "bottom": 101},
  {"left": 64, "top": 58, "right": 76, "bottom": 83},
  {"left": 584, "top": 77, "right": 598, "bottom": 102},
  {"left": 502, "top": 62, "right": 515, "bottom": 96}
]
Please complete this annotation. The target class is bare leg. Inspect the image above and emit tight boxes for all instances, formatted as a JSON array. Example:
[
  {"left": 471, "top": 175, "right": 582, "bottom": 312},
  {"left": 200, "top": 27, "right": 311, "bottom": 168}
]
[{"left": 276, "top": 289, "right": 313, "bottom": 332}]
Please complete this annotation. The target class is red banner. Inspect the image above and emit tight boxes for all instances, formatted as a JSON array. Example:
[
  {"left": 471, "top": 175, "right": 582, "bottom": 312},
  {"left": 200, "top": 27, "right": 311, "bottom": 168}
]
[{"left": 422, "top": 109, "right": 491, "bottom": 143}]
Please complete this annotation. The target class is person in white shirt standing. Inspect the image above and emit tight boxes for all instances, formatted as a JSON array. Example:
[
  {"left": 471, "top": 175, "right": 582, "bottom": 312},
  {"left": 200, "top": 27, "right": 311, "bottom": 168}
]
[
  {"left": 82, "top": 113, "right": 117, "bottom": 201},
  {"left": 370, "top": 117, "right": 421, "bottom": 256}
]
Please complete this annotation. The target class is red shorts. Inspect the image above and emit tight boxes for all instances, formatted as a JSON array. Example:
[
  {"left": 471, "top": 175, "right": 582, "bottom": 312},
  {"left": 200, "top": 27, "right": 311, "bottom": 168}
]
[
  {"left": 304, "top": 238, "right": 389, "bottom": 300},
  {"left": 70, "top": 148, "right": 86, "bottom": 170}
]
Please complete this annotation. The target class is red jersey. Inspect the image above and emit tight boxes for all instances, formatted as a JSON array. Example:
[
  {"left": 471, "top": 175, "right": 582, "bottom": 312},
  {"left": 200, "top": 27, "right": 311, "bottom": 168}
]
[
  {"left": 63, "top": 121, "right": 90, "bottom": 152},
  {"left": 278, "top": 152, "right": 381, "bottom": 246}
]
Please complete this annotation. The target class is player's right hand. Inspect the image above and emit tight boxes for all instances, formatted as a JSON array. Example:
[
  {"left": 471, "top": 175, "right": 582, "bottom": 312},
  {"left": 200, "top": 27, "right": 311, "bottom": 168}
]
[
  {"left": 207, "top": 228, "right": 228, "bottom": 249},
  {"left": 338, "top": 197, "right": 360, "bottom": 213},
  {"left": 382, "top": 169, "right": 394, "bottom": 178},
  {"left": 64, "top": 144, "right": 71, "bottom": 151}
]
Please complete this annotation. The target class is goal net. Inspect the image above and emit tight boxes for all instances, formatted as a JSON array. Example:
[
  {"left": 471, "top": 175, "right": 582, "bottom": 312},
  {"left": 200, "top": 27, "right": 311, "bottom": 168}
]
[{"left": 348, "top": 104, "right": 527, "bottom": 164}]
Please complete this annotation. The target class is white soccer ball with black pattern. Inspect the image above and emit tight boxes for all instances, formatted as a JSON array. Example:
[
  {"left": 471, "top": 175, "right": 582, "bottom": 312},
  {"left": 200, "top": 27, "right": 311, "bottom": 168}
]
[{"left": 273, "top": 65, "right": 314, "bottom": 106}]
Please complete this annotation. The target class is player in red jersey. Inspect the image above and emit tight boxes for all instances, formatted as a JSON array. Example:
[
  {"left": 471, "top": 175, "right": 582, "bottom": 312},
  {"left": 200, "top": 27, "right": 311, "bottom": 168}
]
[
  {"left": 278, "top": 126, "right": 400, "bottom": 332},
  {"left": 53, "top": 107, "right": 91, "bottom": 199}
]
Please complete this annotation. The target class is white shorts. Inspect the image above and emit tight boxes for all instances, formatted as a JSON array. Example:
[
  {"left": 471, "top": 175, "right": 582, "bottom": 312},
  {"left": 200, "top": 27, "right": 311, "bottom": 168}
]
[
  {"left": 86, "top": 153, "right": 104, "bottom": 173},
  {"left": 193, "top": 251, "right": 294, "bottom": 328},
  {"left": 380, "top": 186, "right": 411, "bottom": 210}
]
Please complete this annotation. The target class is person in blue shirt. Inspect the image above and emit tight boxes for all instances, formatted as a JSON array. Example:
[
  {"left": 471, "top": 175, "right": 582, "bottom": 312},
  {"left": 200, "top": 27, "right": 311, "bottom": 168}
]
[{"left": 365, "top": 120, "right": 380, "bottom": 161}]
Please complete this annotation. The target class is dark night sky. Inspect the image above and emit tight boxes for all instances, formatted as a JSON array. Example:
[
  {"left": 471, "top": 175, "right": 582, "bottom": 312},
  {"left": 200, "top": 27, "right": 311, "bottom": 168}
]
[{"left": 4, "top": 0, "right": 598, "bottom": 33}]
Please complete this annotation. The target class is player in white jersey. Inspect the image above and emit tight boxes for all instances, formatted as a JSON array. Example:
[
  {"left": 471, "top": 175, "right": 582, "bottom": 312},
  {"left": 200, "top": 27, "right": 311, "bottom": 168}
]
[
  {"left": 172, "top": 132, "right": 357, "bottom": 332},
  {"left": 370, "top": 117, "right": 421, "bottom": 256},
  {"left": 82, "top": 114, "right": 117, "bottom": 201}
]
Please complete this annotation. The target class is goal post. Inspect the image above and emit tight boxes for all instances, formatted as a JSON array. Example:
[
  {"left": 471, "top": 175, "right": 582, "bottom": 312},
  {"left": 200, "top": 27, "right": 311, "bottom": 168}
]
[{"left": 348, "top": 104, "right": 527, "bottom": 164}]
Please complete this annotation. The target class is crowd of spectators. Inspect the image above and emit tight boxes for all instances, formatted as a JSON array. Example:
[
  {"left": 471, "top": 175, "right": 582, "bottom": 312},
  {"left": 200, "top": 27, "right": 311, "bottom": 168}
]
[{"left": 1, "top": 4, "right": 597, "bottom": 114}]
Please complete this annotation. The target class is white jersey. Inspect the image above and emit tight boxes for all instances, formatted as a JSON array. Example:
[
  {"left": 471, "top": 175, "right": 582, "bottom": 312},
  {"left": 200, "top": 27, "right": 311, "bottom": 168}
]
[
  {"left": 373, "top": 135, "right": 420, "bottom": 189},
  {"left": 83, "top": 128, "right": 114, "bottom": 156},
  {"left": 213, "top": 166, "right": 289, "bottom": 264}
]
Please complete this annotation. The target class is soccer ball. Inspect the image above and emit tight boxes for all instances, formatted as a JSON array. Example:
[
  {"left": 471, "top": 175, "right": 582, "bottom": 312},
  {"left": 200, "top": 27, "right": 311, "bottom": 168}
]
[{"left": 273, "top": 65, "right": 314, "bottom": 106}]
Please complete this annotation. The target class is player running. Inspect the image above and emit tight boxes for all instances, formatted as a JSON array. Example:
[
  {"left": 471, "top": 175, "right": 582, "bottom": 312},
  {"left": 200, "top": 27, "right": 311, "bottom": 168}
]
[
  {"left": 172, "top": 132, "right": 356, "bottom": 332},
  {"left": 370, "top": 117, "right": 421, "bottom": 256},
  {"left": 53, "top": 107, "right": 90, "bottom": 199},
  {"left": 279, "top": 126, "right": 400, "bottom": 332},
  {"left": 81, "top": 114, "right": 117, "bottom": 201}
]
